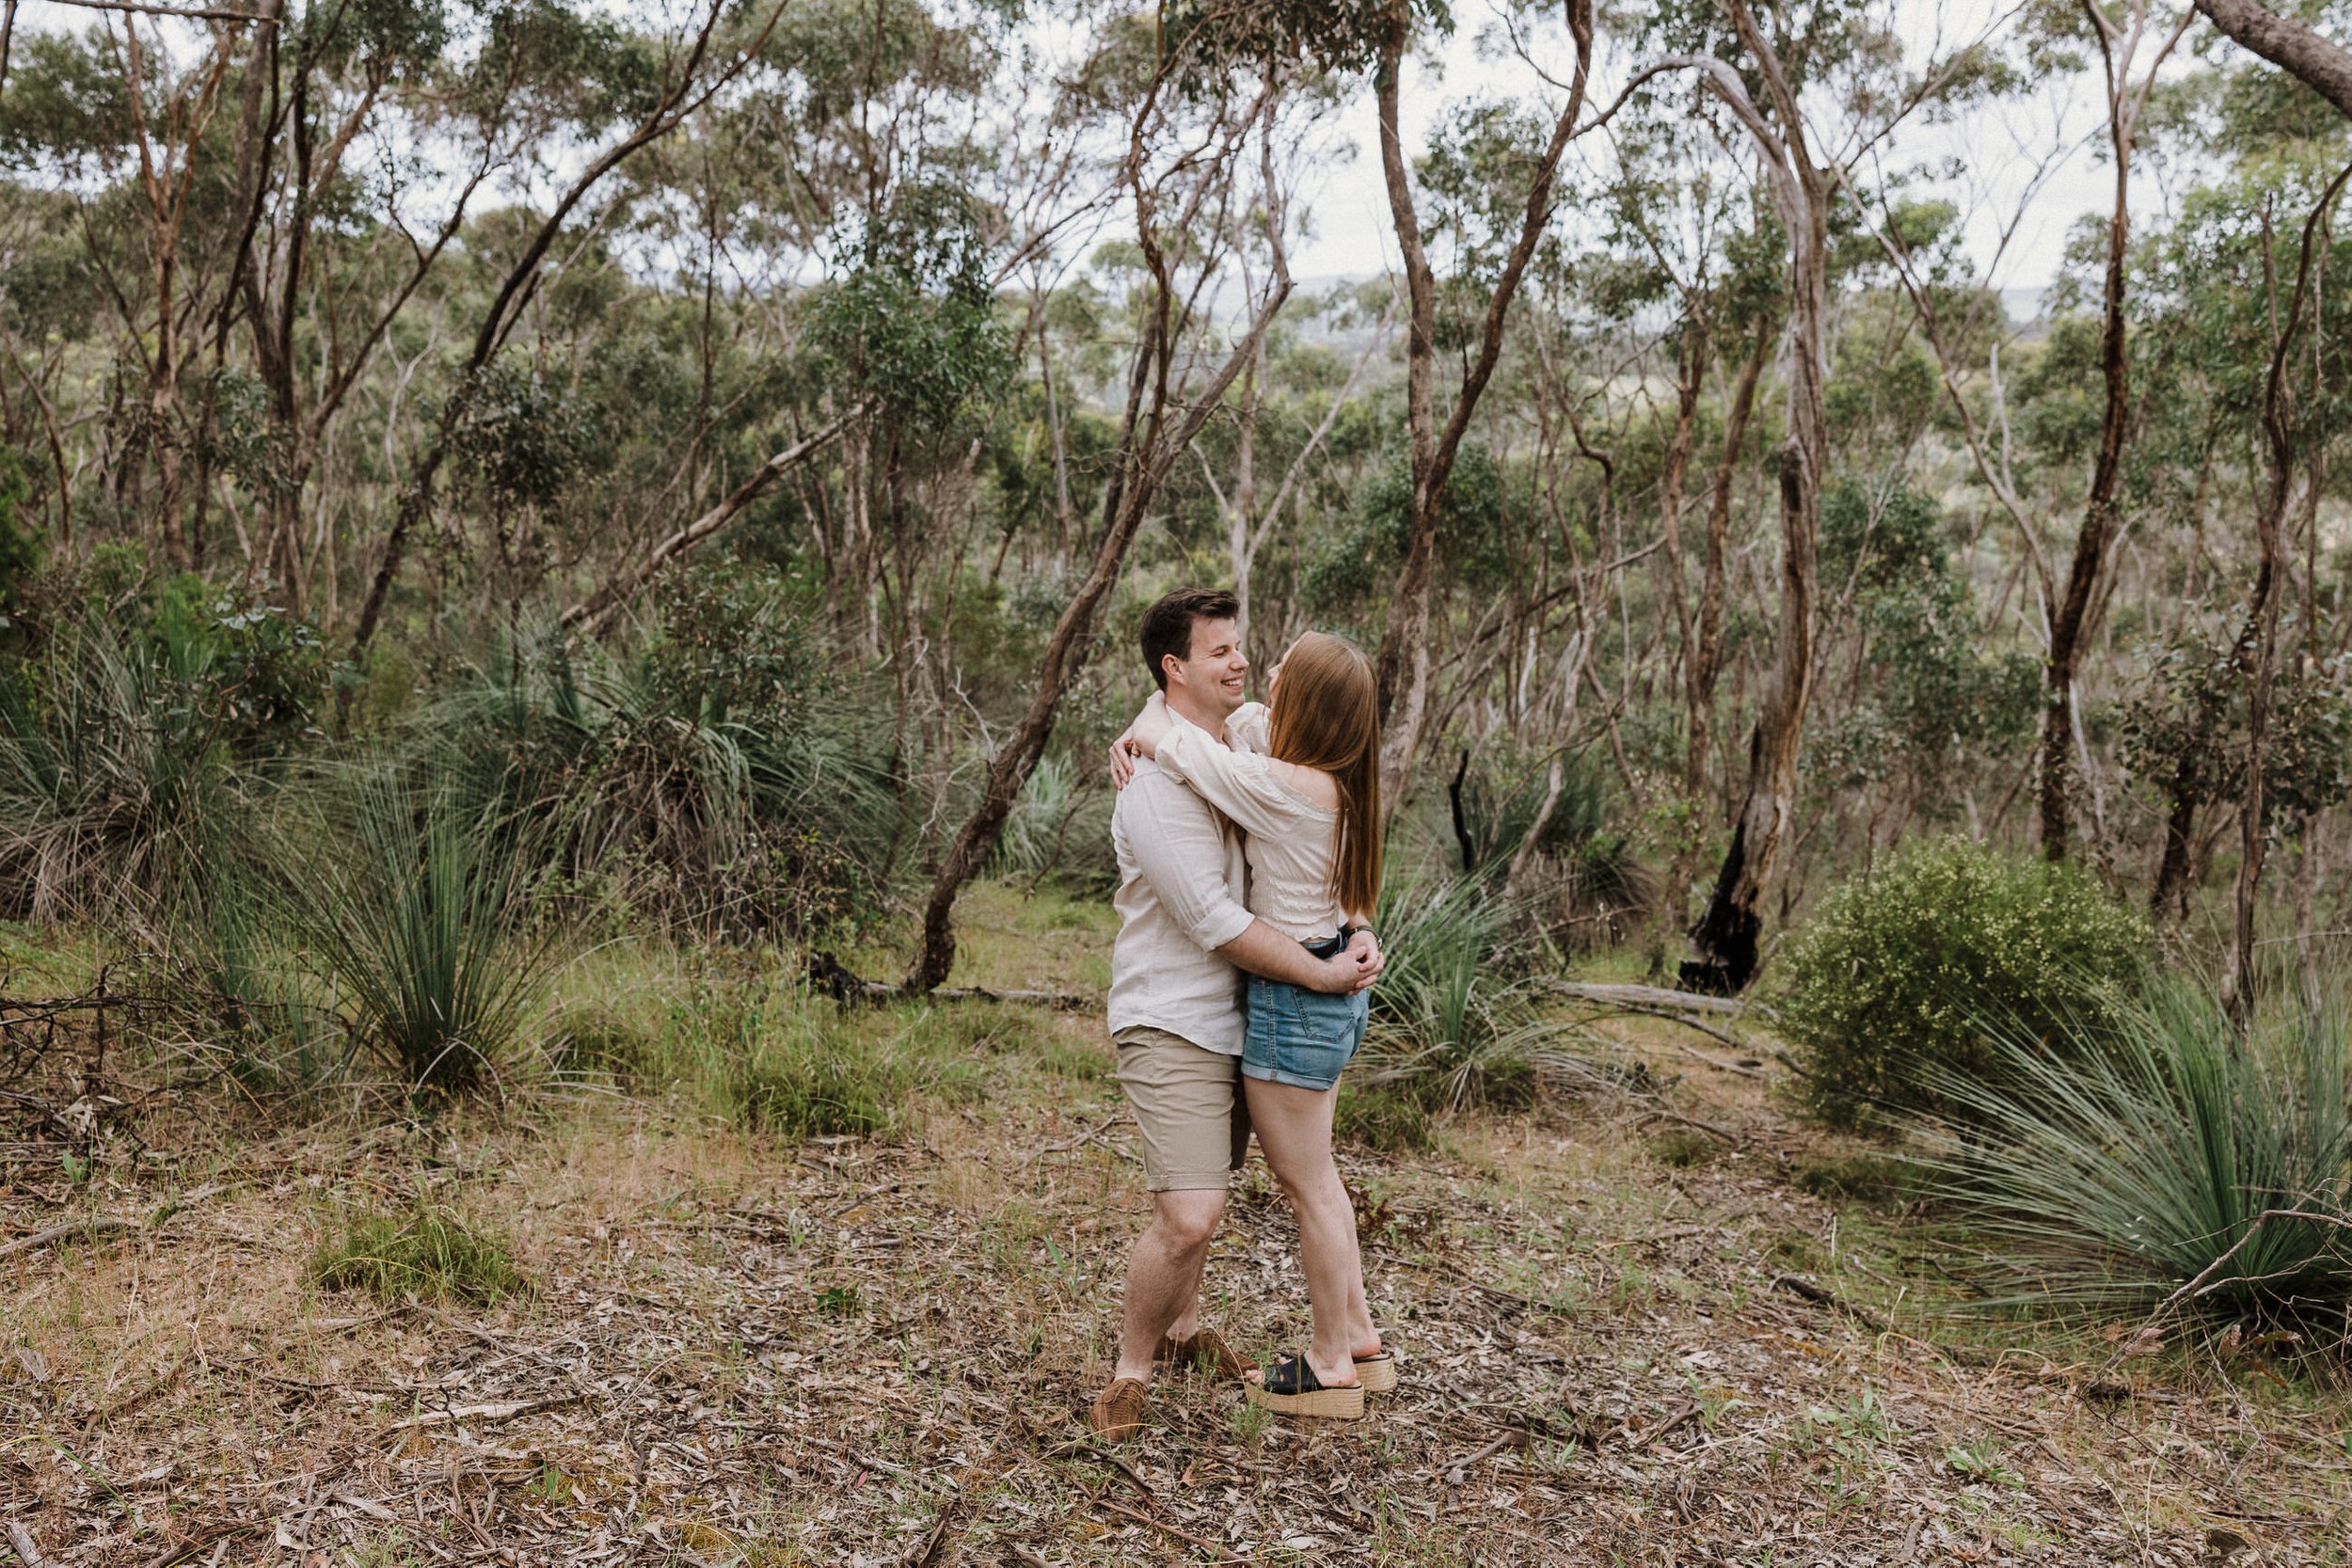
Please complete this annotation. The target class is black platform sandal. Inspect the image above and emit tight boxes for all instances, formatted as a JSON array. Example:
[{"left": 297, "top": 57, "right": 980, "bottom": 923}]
[{"left": 1244, "top": 1353, "right": 1365, "bottom": 1419}]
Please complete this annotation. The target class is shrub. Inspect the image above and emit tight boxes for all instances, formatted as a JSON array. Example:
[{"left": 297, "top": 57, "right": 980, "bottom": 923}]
[
  {"left": 1914, "top": 979, "right": 2352, "bottom": 1324},
  {"left": 414, "top": 610, "right": 897, "bottom": 939},
  {"left": 310, "top": 1199, "right": 527, "bottom": 1307},
  {"left": 548, "top": 1004, "right": 660, "bottom": 1085},
  {"left": 0, "top": 618, "right": 256, "bottom": 926},
  {"left": 1772, "top": 837, "right": 2149, "bottom": 1130},
  {"left": 1334, "top": 1079, "right": 1435, "bottom": 1151}
]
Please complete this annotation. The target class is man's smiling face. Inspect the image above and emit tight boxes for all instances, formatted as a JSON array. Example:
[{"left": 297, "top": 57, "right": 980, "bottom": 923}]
[{"left": 1163, "top": 615, "right": 1248, "bottom": 721}]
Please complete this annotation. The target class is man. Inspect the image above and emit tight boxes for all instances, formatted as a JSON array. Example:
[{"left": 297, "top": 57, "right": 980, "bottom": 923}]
[{"left": 1088, "top": 587, "right": 1381, "bottom": 1443}]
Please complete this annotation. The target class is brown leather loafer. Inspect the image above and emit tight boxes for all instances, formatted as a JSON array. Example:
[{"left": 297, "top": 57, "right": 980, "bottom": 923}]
[
  {"left": 1154, "top": 1326, "right": 1248, "bottom": 1381},
  {"left": 1088, "top": 1376, "right": 1148, "bottom": 1442}
]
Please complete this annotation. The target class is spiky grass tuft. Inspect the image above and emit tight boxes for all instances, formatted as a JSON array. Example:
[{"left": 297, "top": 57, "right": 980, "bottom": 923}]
[
  {"left": 1915, "top": 977, "right": 2352, "bottom": 1326},
  {"left": 279, "top": 768, "right": 549, "bottom": 1096}
]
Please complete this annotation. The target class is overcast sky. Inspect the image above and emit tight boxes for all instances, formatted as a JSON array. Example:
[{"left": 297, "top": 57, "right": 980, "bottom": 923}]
[
  {"left": 16, "top": 0, "right": 2195, "bottom": 316},
  {"left": 1284, "top": 1, "right": 2153, "bottom": 315}
]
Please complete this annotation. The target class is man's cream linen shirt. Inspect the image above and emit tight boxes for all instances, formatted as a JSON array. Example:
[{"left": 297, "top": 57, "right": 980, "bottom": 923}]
[{"left": 1107, "top": 726, "right": 1258, "bottom": 1057}]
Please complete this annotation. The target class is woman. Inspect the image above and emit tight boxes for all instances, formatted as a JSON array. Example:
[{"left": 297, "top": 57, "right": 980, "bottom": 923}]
[{"left": 1114, "top": 631, "right": 1391, "bottom": 1418}]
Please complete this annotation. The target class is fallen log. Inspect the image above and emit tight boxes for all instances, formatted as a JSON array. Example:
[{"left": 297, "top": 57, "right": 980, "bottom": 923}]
[{"left": 805, "top": 952, "right": 1094, "bottom": 1011}]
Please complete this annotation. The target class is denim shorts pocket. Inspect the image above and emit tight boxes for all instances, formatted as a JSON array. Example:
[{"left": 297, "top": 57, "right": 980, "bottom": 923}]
[{"left": 1288, "top": 986, "right": 1365, "bottom": 1050}]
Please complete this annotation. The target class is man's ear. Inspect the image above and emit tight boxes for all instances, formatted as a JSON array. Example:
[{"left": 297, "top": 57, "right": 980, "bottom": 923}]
[{"left": 1159, "top": 653, "right": 1184, "bottom": 690}]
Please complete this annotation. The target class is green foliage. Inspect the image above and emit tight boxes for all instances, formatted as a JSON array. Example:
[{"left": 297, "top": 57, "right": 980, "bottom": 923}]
[
  {"left": 1914, "top": 978, "right": 2352, "bottom": 1325},
  {"left": 1163, "top": 0, "right": 1448, "bottom": 86},
  {"left": 1790, "top": 1152, "right": 1915, "bottom": 1207},
  {"left": 1356, "top": 870, "right": 1597, "bottom": 1110},
  {"left": 278, "top": 768, "right": 549, "bottom": 1095},
  {"left": 447, "top": 362, "right": 591, "bottom": 515},
  {"left": 1299, "top": 445, "right": 1507, "bottom": 615},
  {"left": 808, "top": 182, "right": 1012, "bottom": 432},
  {"left": 0, "top": 29, "right": 138, "bottom": 172},
  {"left": 1773, "top": 837, "right": 2150, "bottom": 1131},
  {"left": 413, "top": 586, "right": 897, "bottom": 936},
  {"left": 993, "top": 752, "right": 1079, "bottom": 877},
  {"left": 1333, "top": 1077, "right": 1436, "bottom": 1151},
  {"left": 1448, "top": 743, "right": 1651, "bottom": 947},
  {"left": 2122, "top": 624, "right": 2352, "bottom": 835},
  {"left": 310, "top": 1198, "right": 527, "bottom": 1307},
  {"left": 0, "top": 448, "right": 42, "bottom": 619},
  {"left": 677, "top": 986, "right": 982, "bottom": 1140},
  {"left": 0, "top": 612, "right": 266, "bottom": 926},
  {"left": 1812, "top": 483, "right": 2038, "bottom": 803}
]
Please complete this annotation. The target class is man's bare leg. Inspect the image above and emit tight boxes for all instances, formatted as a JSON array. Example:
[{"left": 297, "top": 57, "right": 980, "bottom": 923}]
[{"left": 1112, "top": 1189, "right": 1225, "bottom": 1384}]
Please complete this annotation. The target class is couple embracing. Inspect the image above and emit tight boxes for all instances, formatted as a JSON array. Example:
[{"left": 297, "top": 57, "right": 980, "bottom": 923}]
[{"left": 1088, "top": 587, "right": 1394, "bottom": 1442}]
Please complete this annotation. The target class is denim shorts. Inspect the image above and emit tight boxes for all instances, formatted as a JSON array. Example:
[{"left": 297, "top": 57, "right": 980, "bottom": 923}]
[{"left": 1242, "top": 935, "right": 1370, "bottom": 1092}]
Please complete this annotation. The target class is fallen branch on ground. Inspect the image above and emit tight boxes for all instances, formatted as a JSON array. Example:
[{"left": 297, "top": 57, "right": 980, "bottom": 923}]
[
  {"left": 1542, "top": 980, "right": 1754, "bottom": 1017},
  {"left": 806, "top": 952, "right": 1093, "bottom": 1010},
  {"left": 1772, "top": 1271, "right": 1889, "bottom": 1333},
  {"left": 387, "top": 1393, "right": 585, "bottom": 1432},
  {"left": 8, "top": 1522, "right": 59, "bottom": 1568},
  {"left": 0, "top": 1182, "right": 226, "bottom": 1261}
]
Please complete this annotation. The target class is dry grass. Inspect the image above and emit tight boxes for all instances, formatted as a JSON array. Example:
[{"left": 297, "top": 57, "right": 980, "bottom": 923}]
[{"left": 3, "top": 889, "right": 2349, "bottom": 1565}]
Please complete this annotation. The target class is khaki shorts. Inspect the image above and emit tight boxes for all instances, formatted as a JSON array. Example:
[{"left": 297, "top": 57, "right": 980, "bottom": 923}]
[{"left": 1113, "top": 1025, "right": 1250, "bottom": 1192}]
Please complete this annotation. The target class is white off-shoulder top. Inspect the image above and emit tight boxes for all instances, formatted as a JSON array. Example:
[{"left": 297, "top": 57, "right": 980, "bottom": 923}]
[{"left": 1155, "top": 702, "right": 1349, "bottom": 944}]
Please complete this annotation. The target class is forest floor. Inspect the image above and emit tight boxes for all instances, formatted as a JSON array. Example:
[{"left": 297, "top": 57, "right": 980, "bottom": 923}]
[{"left": 4, "top": 885, "right": 2351, "bottom": 1567}]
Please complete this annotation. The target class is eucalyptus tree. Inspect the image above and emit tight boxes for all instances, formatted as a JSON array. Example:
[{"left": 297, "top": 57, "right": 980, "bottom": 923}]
[
  {"left": 1614, "top": 0, "right": 2015, "bottom": 990},
  {"left": 351, "top": 0, "right": 788, "bottom": 651},
  {"left": 0, "top": 10, "right": 254, "bottom": 573},
  {"left": 1370, "top": 0, "right": 1597, "bottom": 807},
  {"left": 2030, "top": 0, "right": 2197, "bottom": 863},
  {"left": 2194, "top": 0, "right": 2352, "bottom": 113},
  {"left": 902, "top": 3, "right": 1357, "bottom": 994},
  {"left": 1588, "top": 109, "right": 1785, "bottom": 927}
]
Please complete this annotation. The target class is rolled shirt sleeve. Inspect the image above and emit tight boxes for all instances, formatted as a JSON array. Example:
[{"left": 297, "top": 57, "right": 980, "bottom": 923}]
[{"left": 1120, "top": 771, "right": 1256, "bottom": 953}]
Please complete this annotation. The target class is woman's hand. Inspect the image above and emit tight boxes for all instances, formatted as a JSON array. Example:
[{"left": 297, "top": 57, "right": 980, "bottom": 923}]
[
  {"left": 1129, "top": 691, "right": 1173, "bottom": 756},
  {"left": 1106, "top": 693, "right": 1170, "bottom": 789}
]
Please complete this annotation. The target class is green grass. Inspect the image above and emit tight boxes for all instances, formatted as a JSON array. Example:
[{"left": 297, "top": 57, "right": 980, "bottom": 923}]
[
  {"left": 1357, "top": 869, "right": 1605, "bottom": 1111},
  {"left": 1335, "top": 1079, "right": 1438, "bottom": 1151},
  {"left": 1791, "top": 1153, "right": 1915, "bottom": 1206},
  {"left": 666, "top": 982, "right": 987, "bottom": 1140},
  {"left": 310, "top": 1199, "right": 527, "bottom": 1307}
]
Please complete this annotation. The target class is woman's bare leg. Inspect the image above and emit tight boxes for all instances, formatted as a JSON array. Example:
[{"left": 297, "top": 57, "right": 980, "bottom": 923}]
[{"left": 1244, "top": 1076, "right": 1376, "bottom": 1386}]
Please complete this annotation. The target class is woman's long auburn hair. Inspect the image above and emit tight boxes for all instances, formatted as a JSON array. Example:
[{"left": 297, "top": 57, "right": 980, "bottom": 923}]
[{"left": 1265, "top": 631, "right": 1382, "bottom": 919}]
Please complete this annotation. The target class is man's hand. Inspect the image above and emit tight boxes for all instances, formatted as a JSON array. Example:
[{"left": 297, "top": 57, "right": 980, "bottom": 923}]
[{"left": 1306, "top": 932, "right": 1382, "bottom": 995}]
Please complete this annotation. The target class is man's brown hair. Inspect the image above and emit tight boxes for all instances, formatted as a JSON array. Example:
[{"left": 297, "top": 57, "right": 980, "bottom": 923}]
[{"left": 1137, "top": 588, "right": 1240, "bottom": 691}]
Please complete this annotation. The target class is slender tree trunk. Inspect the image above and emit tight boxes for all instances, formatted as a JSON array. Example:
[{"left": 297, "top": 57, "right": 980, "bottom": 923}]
[
  {"left": 1371, "top": 0, "right": 1594, "bottom": 807},
  {"left": 2224, "top": 166, "right": 2347, "bottom": 1022},
  {"left": 1688, "top": 325, "right": 1766, "bottom": 805},
  {"left": 902, "top": 71, "right": 1296, "bottom": 994},
  {"left": 2152, "top": 787, "right": 2200, "bottom": 922},
  {"left": 1674, "top": 19, "right": 1831, "bottom": 995},
  {"left": 2040, "top": 1, "right": 2191, "bottom": 859},
  {"left": 1657, "top": 320, "right": 1704, "bottom": 786}
]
